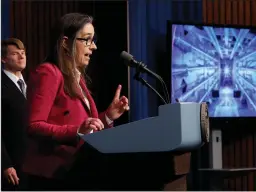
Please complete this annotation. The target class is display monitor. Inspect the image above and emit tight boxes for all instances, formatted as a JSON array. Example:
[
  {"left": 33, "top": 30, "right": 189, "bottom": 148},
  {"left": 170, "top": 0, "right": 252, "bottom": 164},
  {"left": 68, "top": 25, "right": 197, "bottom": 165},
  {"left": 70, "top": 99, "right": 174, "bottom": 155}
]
[{"left": 168, "top": 22, "right": 256, "bottom": 117}]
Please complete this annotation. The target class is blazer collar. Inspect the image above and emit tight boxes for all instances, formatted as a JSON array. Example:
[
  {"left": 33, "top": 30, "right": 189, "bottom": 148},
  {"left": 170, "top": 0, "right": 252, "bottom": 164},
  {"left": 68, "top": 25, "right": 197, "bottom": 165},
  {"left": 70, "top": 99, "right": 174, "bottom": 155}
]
[{"left": 78, "top": 78, "right": 98, "bottom": 118}]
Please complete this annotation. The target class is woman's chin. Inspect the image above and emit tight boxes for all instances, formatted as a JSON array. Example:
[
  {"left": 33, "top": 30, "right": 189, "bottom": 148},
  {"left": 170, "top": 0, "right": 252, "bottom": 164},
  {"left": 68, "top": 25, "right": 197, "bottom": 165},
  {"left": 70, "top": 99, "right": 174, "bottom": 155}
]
[
  {"left": 84, "top": 59, "right": 90, "bottom": 66},
  {"left": 77, "top": 62, "right": 89, "bottom": 68}
]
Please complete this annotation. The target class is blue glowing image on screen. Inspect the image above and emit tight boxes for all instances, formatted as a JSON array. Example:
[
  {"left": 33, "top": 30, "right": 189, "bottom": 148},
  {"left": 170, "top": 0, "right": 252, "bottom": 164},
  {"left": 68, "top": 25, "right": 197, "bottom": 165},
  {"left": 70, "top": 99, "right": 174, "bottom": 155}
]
[{"left": 171, "top": 24, "right": 256, "bottom": 117}]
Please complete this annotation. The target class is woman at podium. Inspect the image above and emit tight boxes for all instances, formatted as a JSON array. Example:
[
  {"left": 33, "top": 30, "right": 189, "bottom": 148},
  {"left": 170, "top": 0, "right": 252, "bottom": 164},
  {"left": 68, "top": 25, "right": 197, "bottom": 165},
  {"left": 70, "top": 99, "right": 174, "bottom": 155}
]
[{"left": 22, "top": 13, "right": 129, "bottom": 190}]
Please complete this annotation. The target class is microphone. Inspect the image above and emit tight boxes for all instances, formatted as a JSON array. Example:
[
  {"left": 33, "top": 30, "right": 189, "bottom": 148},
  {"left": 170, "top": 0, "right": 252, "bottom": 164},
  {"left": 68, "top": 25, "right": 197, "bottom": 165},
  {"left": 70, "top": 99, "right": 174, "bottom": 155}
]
[
  {"left": 120, "top": 51, "right": 170, "bottom": 104},
  {"left": 120, "top": 51, "right": 158, "bottom": 79}
]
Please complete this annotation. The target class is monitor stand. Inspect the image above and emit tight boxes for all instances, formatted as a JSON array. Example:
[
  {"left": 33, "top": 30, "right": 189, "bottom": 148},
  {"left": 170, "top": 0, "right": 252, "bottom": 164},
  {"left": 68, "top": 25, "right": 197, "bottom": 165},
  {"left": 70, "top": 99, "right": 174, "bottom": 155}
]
[{"left": 209, "top": 129, "right": 223, "bottom": 169}]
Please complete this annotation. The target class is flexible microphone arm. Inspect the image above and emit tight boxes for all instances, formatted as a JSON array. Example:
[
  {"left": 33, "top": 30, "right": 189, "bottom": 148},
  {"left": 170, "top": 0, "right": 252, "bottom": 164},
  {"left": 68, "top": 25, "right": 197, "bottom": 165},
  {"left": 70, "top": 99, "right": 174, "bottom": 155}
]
[
  {"left": 135, "top": 61, "right": 170, "bottom": 104},
  {"left": 134, "top": 69, "right": 167, "bottom": 105},
  {"left": 154, "top": 73, "right": 170, "bottom": 104}
]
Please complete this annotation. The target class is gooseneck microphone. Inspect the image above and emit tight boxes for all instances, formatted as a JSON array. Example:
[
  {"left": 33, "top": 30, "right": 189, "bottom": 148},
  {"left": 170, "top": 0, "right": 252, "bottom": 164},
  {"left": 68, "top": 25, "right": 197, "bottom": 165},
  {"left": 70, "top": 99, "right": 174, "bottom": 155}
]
[
  {"left": 120, "top": 51, "right": 159, "bottom": 79},
  {"left": 120, "top": 51, "right": 170, "bottom": 104}
]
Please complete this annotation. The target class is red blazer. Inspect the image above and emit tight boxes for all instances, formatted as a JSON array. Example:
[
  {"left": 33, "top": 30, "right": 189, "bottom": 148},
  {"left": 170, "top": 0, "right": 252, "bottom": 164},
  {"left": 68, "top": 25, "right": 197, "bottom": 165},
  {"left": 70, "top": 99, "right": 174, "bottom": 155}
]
[{"left": 22, "top": 63, "right": 112, "bottom": 179}]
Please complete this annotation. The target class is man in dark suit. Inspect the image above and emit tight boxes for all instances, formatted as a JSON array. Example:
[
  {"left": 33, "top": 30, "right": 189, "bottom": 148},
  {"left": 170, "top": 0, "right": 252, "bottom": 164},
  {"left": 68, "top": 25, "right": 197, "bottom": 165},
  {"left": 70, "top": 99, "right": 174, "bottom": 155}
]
[{"left": 1, "top": 38, "right": 28, "bottom": 190}]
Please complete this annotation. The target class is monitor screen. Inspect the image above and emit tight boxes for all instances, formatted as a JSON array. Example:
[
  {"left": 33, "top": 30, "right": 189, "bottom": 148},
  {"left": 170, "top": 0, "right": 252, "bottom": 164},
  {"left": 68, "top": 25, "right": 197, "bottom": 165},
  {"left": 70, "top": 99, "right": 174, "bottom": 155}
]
[{"left": 170, "top": 23, "right": 256, "bottom": 117}]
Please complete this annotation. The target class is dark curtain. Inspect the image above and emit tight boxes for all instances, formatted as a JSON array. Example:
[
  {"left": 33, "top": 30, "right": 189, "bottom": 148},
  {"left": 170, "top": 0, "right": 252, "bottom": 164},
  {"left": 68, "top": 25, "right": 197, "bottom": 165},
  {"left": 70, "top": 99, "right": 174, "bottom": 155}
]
[
  {"left": 1, "top": 0, "right": 10, "bottom": 40},
  {"left": 128, "top": 0, "right": 203, "bottom": 122},
  {"left": 128, "top": 0, "right": 203, "bottom": 190},
  {"left": 1, "top": 0, "right": 10, "bottom": 71}
]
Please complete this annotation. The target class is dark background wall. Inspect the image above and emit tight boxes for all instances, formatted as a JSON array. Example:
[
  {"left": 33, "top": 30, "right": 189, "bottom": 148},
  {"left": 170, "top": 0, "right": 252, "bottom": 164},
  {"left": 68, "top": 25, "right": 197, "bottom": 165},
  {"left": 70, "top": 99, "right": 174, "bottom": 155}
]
[{"left": 202, "top": 0, "right": 256, "bottom": 191}]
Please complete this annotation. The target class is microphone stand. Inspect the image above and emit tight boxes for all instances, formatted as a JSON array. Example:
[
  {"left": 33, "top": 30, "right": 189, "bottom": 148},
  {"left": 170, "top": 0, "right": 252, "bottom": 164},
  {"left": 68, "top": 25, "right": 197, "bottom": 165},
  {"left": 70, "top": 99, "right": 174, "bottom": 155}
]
[
  {"left": 134, "top": 61, "right": 170, "bottom": 104},
  {"left": 134, "top": 69, "right": 167, "bottom": 105}
]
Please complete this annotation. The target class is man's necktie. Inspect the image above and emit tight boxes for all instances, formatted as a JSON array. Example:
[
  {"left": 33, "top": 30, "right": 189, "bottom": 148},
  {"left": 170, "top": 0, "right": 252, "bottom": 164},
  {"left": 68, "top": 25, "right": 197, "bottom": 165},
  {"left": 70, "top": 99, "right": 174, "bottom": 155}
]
[{"left": 17, "top": 79, "right": 26, "bottom": 98}]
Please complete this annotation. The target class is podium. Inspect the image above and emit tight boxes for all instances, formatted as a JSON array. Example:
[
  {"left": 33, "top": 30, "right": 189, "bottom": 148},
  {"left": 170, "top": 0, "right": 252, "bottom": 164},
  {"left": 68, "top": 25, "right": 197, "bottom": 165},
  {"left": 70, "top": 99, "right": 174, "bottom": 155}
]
[{"left": 72, "top": 103, "right": 209, "bottom": 190}]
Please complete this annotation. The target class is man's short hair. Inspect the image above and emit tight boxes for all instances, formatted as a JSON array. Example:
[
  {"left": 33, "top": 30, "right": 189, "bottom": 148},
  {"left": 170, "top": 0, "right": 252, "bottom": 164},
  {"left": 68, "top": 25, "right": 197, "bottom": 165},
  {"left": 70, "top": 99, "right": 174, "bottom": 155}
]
[{"left": 1, "top": 38, "right": 26, "bottom": 57}]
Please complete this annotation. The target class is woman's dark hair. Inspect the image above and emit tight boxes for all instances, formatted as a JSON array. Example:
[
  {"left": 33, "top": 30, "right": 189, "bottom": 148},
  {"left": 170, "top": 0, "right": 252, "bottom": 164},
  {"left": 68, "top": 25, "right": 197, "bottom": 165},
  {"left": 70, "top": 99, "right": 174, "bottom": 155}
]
[{"left": 45, "top": 13, "right": 93, "bottom": 98}]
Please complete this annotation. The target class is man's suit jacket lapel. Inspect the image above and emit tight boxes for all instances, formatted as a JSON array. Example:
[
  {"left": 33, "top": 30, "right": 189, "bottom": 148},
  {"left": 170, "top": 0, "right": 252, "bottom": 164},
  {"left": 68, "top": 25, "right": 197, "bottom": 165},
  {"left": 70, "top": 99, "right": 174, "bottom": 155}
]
[{"left": 2, "top": 71, "right": 27, "bottom": 100}]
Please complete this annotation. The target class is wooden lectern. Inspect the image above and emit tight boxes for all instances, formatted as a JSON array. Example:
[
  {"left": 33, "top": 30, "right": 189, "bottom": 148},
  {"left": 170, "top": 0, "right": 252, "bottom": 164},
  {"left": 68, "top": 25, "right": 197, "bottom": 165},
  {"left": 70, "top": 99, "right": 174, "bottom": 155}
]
[{"left": 72, "top": 103, "right": 209, "bottom": 190}]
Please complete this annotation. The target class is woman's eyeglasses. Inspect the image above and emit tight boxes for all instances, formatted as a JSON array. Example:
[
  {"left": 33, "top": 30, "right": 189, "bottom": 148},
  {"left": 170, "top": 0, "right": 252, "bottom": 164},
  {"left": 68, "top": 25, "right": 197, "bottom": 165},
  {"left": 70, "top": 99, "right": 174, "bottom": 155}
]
[{"left": 76, "top": 35, "right": 97, "bottom": 47}]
